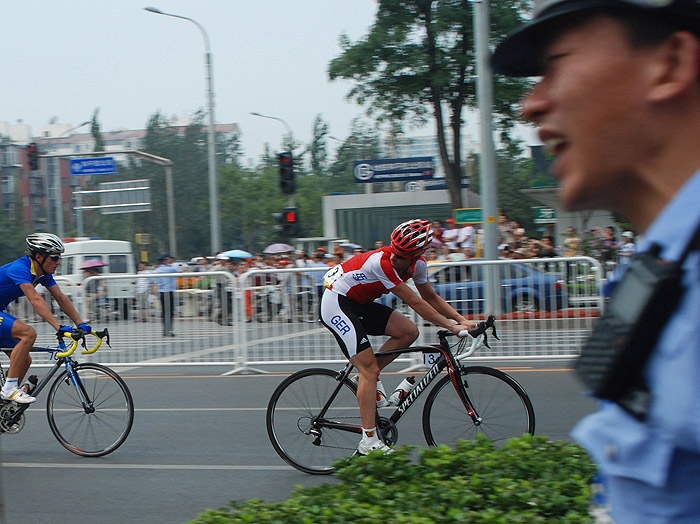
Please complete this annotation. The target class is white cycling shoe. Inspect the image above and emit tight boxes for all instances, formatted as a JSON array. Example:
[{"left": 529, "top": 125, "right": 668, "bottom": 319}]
[
  {"left": 1, "top": 387, "right": 36, "bottom": 404},
  {"left": 356, "top": 440, "right": 394, "bottom": 456}
]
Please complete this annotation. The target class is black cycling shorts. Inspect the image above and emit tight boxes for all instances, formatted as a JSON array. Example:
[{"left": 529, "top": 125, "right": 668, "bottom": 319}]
[{"left": 319, "top": 290, "right": 394, "bottom": 359}]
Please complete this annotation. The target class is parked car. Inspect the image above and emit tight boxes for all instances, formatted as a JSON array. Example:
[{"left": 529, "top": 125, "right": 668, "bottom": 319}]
[{"left": 379, "top": 262, "right": 567, "bottom": 315}]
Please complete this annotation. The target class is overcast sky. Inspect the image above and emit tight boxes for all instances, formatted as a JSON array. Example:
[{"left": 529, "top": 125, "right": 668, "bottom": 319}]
[
  {"left": 1, "top": 1, "right": 389, "bottom": 164},
  {"left": 2, "top": 1, "right": 538, "bottom": 166}
]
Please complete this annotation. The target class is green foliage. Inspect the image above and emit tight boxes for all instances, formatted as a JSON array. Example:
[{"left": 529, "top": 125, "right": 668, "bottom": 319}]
[
  {"left": 0, "top": 174, "right": 31, "bottom": 264},
  {"left": 91, "top": 108, "right": 105, "bottom": 153},
  {"left": 328, "top": 0, "right": 532, "bottom": 211},
  {"left": 135, "top": 112, "right": 211, "bottom": 257},
  {"left": 218, "top": 163, "right": 287, "bottom": 251},
  {"left": 329, "top": 118, "right": 384, "bottom": 194},
  {"left": 72, "top": 109, "right": 350, "bottom": 258},
  {"left": 0, "top": 210, "right": 30, "bottom": 265},
  {"left": 308, "top": 115, "right": 330, "bottom": 178},
  {"left": 470, "top": 151, "right": 543, "bottom": 235},
  {"left": 186, "top": 436, "right": 596, "bottom": 524}
]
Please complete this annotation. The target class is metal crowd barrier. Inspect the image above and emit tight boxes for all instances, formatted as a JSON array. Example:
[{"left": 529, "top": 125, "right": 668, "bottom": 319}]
[{"left": 6, "top": 257, "right": 604, "bottom": 369}]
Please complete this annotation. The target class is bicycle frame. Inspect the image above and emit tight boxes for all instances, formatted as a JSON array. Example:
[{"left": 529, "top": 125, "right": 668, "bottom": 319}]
[
  {"left": 1, "top": 327, "right": 134, "bottom": 458},
  {"left": 0, "top": 344, "right": 94, "bottom": 426},
  {"left": 315, "top": 335, "right": 479, "bottom": 440}
]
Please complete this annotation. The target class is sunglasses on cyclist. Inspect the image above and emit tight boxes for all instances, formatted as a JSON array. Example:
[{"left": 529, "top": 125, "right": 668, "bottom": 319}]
[{"left": 49, "top": 255, "right": 61, "bottom": 261}]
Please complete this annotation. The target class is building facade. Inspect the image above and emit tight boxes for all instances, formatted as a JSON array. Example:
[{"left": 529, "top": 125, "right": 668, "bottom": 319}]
[{"left": 0, "top": 120, "right": 240, "bottom": 234}]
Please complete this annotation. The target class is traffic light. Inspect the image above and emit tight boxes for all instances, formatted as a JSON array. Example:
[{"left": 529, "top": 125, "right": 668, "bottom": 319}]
[
  {"left": 278, "top": 151, "right": 295, "bottom": 195},
  {"left": 272, "top": 211, "right": 284, "bottom": 234},
  {"left": 28, "top": 142, "right": 39, "bottom": 170},
  {"left": 283, "top": 207, "right": 299, "bottom": 238},
  {"left": 273, "top": 207, "right": 299, "bottom": 238}
]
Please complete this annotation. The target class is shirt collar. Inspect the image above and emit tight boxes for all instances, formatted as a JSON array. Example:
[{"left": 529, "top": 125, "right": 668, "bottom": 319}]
[
  {"left": 637, "top": 168, "right": 700, "bottom": 261},
  {"left": 28, "top": 255, "right": 38, "bottom": 276}
]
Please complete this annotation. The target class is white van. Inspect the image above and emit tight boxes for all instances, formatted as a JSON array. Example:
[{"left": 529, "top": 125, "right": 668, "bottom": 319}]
[{"left": 55, "top": 238, "right": 137, "bottom": 319}]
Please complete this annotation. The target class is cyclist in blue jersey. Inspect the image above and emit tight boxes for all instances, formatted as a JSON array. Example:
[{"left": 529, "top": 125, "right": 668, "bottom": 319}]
[{"left": 0, "top": 233, "right": 91, "bottom": 404}]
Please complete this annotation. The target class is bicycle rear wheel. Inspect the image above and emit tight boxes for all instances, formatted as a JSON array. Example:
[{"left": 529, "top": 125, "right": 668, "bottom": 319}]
[
  {"left": 47, "top": 363, "right": 134, "bottom": 457},
  {"left": 267, "top": 368, "right": 360, "bottom": 475},
  {"left": 422, "top": 366, "right": 535, "bottom": 447}
]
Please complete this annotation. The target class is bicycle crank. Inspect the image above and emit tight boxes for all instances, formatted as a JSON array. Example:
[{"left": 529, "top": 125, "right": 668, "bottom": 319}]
[
  {"left": 377, "top": 416, "right": 398, "bottom": 446},
  {"left": 0, "top": 402, "right": 26, "bottom": 434}
]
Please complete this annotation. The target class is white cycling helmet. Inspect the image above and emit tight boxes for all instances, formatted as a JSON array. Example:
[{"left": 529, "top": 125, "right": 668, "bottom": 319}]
[{"left": 26, "top": 232, "right": 65, "bottom": 256}]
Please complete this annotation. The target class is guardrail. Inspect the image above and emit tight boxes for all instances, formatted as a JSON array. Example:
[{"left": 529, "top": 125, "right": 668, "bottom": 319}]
[{"left": 6, "top": 257, "right": 603, "bottom": 368}]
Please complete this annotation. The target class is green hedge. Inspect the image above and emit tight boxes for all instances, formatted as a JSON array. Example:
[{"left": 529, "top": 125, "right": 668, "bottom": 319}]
[{"left": 187, "top": 435, "right": 596, "bottom": 524}]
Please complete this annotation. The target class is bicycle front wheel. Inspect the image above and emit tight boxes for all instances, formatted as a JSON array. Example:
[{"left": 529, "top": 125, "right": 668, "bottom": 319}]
[
  {"left": 47, "top": 363, "right": 134, "bottom": 457},
  {"left": 422, "top": 366, "right": 535, "bottom": 447},
  {"left": 267, "top": 368, "right": 360, "bottom": 475}
]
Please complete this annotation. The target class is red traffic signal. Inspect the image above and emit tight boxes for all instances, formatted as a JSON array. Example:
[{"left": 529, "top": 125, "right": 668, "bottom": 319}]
[
  {"left": 278, "top": 151, "right": 295, "bottom": 195},
  {"left": 28, "top": 142, "right": 39, "bottom": 170},
  {"left": 282, "top": 207, "right": 298, "bottom": 238}
]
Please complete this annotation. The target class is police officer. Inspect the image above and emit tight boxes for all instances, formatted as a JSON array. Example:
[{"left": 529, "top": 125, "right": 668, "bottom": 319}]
[{"left": 494, "top": 1, "right": 700, "bottom": 522}]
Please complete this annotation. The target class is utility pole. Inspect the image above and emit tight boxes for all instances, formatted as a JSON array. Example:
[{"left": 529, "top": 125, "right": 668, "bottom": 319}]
[{"left": 473, "top": 0, "right": 502, "bottom": 314}]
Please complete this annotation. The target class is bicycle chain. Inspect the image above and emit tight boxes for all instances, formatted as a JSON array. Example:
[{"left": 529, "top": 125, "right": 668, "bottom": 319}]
[
  {"left": 304, "top": 415, "right": 360, "bottom": 451},
  {"left": 303, "top": 415, "right": 397, "bottom": 450}
]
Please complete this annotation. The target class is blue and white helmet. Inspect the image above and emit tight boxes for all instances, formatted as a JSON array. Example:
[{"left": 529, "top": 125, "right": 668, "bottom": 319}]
[{"left": 26, "top": 233, "right": 65, "bottom": 255}]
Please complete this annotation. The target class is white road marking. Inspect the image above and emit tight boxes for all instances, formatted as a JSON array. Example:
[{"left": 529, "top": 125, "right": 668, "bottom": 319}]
[{"left": 3, "top": 462, "right": 293, "bottom": 471}]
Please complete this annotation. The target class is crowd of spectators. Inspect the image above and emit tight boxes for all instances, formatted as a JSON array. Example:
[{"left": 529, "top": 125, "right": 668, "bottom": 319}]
[
  {"left": 119, "top": 214, "right": 640, "bottom": 328},
  {"left": 494, "top": 214, "right": 637, "bottom": 267}
]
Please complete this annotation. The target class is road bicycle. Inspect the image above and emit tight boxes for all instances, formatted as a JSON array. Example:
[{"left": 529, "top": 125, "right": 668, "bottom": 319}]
[
  {"left": 266, "top": 316, "right": 535, "bottom": 474},
  {"left": 0, "top": 328, "right": 134, "bottom": 457}
]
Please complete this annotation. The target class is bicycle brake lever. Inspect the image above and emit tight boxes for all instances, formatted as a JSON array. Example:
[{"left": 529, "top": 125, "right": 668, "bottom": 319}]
[
  {"left": 491, "top": 323, "right": 499, "bottom": 341},
  {"left": 482, "top": 332, "right": 491, "bottom": 349}
]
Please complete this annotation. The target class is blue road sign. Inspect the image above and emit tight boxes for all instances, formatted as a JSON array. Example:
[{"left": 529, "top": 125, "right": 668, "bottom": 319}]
[
  {"left": 353, "top": 156, "right": 433, "bottom": 183},
  {"left": 70, "top": 157, "right": 117, "bottom": 175}
]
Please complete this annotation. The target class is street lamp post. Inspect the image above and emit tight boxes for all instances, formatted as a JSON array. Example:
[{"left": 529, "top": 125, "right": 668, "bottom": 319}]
[
  {"left": 53, "top": 121, "right": 90, "bottom": 237},
  {"left": 250, "top": 112, "right": 293, "bottom": 148},
  {"left": 472, "top": 0, "right": 501, "bottom": 314},
  {"left": 250, "top": 112, "right": 296, "bottom": 207},
  {"left": 145, "top": 7, "right": 221, "bottom": 254}
]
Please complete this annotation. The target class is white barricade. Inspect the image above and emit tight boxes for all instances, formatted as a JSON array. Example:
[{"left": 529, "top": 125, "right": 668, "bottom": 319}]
[{"left": 5, "top": 258, "right": 604, "bottom": 368}]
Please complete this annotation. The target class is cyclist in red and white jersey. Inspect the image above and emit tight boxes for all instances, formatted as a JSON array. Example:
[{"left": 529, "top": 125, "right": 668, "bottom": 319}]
[{"left": 320, "top": 219, "right": 474, "bottom": 455}]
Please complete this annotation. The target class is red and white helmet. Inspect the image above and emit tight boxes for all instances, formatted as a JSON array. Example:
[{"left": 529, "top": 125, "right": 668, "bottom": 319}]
[{"left": 390, "top": 219, "right": 433, "bottom": 257}]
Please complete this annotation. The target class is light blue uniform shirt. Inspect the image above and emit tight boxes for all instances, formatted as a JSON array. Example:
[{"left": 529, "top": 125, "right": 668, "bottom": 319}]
[
  {"left": 153, "top": 263, "right": 179, "bottom": 293},
  {"left": 572, "top": 169, "right": 700, "bottom": 510}
]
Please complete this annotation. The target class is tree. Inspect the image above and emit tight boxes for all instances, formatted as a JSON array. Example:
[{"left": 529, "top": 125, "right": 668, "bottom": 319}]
[
  {"left": 135, "top": 112, "right": 211, "bottom": 257},
  {"left": 308, "top": 115, "right": 330, "bottom": 178},
  {"left": 328, "top": 0, "right": 531, "bottom": 211},
  {"left": 0, "top": 184, "right": 29, "bottom": 265},
  {"left": 218, "top": 163, "right": 286, "bottom": 251},
  {"left": 469, "top": 149, "right": 548, "bottom": 235},
  {"left": 91, "top": 108, "right": 105, "bottom": 153},
  {"left": 218, "top": 132, "right": 243, "bottom": 167},
  {"left": 329, "top": 118, "right": 384, "bottom": 194}
]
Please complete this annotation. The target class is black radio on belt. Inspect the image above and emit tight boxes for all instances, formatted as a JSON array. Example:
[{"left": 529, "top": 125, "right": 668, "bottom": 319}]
[
  {"left": 575, "top": 221, "right": 700, "bottom": 420},
  {"left": 575, "top": 246, "right": 683, "bottom": 419}
]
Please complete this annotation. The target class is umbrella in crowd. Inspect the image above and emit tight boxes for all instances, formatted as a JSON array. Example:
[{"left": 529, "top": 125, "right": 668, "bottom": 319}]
[
  {"left": 79, "top": 259, "right": 107, "bottom": 270},
  {"left": 339, "top": 243, "right": 363, "bottom": 252},
  {"left": 263, "top": 243, "right": 294, "bottom": 254},
  {"left": 223, "top": 249, "right": 253, "bottom": 259}
]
